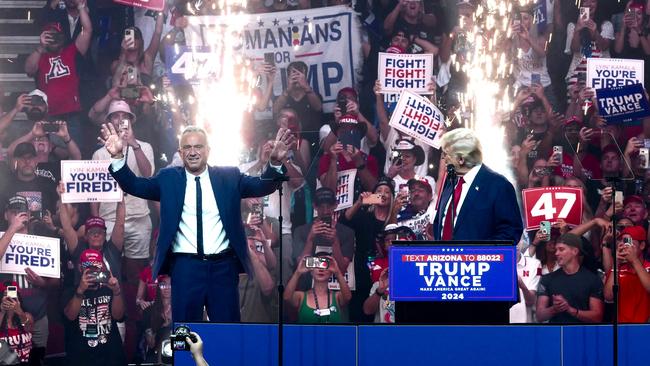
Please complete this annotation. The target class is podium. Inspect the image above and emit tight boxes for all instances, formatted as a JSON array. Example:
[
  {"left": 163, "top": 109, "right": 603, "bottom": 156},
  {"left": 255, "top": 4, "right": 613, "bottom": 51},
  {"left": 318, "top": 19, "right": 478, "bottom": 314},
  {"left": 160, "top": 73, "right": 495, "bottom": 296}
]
[{"left": 391, "top": 241, "right": 517, "bottom": 325}]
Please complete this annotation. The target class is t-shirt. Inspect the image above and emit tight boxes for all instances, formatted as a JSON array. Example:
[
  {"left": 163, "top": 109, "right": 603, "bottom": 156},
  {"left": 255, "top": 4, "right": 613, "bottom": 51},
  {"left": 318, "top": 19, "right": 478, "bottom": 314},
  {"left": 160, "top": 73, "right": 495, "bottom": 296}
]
[
  {"left": 537, "top": 266, "right": 603, "bottom": 323},
  {"left": 606, "top": 260, "right": 650, "bottom": 323},
  {"left": 0, "top": 326, "right": 33, "bottom": 363},
  {"left": 318, "top": 154, "right": 379, "bottom": 203},
  {"left": 36, "top": 43, "right": 81, "bottom": 116},
  {"left": 0, "top": 175, "right": 58, "bottom": 216},
  {"left": 510, "top": 252, "right": 542, "bottom": 323},
  {"left": 138, "top": 266, "right": 165, "bottom": 302},
  {"left": 63, "top": 286, "right": 126, "bottom": 366},
  {"left": 563, "top": 21, "right": 615, "bottom": 81},
  {"left": 238, "top": 274, "right": 278, "bottom": 323},
  {"left": 369, "top": 281, "right": 394, "bottom": 323},
  {"left": 396, "top": 201, "right": 436, "bottom": 240}
]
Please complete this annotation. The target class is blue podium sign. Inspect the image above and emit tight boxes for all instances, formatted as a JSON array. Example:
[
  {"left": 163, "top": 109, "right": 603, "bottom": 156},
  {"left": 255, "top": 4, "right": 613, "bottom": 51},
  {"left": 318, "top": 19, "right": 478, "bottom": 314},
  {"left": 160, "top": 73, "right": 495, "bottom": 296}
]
[{"left": 389, "top": 242, "right": 517, "bottom": 301}]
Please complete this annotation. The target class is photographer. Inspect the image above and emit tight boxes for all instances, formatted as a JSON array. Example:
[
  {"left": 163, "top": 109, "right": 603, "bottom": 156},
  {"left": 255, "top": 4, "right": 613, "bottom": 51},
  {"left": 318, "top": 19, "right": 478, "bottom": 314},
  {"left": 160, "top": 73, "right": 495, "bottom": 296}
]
[
  {"left": 63, "top": 249, "right": 126, "bottom": 365},
  {"left": 186, "top": 331, "right": 209, "bottom": 366},
  {"left": 0, "top": 281, "right": 34, "bottom": 365},
  {"left": 284, "top": 254, "right": 351, "bottom": 324}
]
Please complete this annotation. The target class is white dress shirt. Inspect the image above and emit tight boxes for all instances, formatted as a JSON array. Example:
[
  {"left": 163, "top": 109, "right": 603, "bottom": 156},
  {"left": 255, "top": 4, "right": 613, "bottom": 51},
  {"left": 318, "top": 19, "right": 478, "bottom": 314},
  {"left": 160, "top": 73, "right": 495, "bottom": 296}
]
[
  {"left": 439, "top": 164, "right": 482, "bottom": 237},
  {"left": 111, "top": 159, "right": 229, "bottom": 254}
]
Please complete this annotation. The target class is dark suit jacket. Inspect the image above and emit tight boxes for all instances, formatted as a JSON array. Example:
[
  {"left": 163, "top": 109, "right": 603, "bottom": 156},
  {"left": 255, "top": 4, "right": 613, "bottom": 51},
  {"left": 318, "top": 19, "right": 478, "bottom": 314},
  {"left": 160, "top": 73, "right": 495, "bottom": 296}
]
[
  {"left": 110, "top": 163, "right": 285, "bottom": 278},
  {"left": 432, "top": 164, "right": 523, "bottom": 243}
]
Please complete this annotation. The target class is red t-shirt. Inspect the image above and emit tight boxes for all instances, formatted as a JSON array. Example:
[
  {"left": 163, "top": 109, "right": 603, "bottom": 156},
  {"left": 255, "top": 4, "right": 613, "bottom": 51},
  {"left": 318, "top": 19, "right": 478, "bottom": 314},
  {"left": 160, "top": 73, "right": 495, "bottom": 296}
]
[
  {"left": 317, "top": 153, "right": 379, "bottom": 179},
  {"left": 369, "top": 257, "right": 388, "bottom": 283},
  {"left": 0, "top": 327, "right": 33, "bottom": 363},
  {"left": 607, "top": 260, "right": 650, "bottom": 323},
  {"left": 138, "top": 266, "right": 163, "bottom": 301},
  {"left": 36, "top": 43, "right": 81, "bottom": 116}
]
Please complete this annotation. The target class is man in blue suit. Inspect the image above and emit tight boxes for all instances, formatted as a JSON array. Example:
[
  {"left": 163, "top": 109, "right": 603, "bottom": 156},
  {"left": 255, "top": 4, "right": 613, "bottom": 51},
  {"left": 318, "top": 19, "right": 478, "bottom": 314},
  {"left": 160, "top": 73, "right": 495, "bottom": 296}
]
[
  {"left": 398, "top": 128, "right": 524, "bottom": 324},
  {"left": 102, "top": 124, "right": 293, "bottom": 322},
  {"left": 432, "top": 128, "right": 523, "bottom": 243}
]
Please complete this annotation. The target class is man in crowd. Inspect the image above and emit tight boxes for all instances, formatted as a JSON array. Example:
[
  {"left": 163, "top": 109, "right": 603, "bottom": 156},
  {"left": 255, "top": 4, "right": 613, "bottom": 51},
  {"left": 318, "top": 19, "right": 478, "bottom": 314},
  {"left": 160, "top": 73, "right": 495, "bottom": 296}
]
[
  {"left": 604, "top": 226, "right": 650, "bottom": 323},
  {"left": 92, "top": 100, "right": 154, "bottom": 287},
  {"left": 105, "top": 125, "right": 292, "bottom": 322},
  {"left": 536, "top": 233, "right": 604, "bottom": 323},
  {"left": 396, "top": 178, "right": 435, "bottom": 240},
  {"left": 621, "top": 195, "right": 648, "bottom": 228}
]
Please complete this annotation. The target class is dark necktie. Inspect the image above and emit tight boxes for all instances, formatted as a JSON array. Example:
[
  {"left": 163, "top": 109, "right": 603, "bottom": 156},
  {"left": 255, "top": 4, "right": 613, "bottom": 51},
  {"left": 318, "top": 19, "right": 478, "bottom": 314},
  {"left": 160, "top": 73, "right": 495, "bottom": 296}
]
[
  {"left": 442, "top": 176, "right": 465, "bottom": 241},
  {"left": 195, "top": 176, "right": 204, "bottom": 256}
]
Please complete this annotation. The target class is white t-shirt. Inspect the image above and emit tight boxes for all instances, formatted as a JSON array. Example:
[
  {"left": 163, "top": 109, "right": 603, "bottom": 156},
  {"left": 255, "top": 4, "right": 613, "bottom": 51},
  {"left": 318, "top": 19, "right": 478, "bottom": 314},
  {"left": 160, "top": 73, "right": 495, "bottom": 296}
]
[
  {"left": 239, "top": 160, "right": 304, "bottom": 235},
  {"left": 563, "top": 21, "right": 615, "bottom": 81},
  {"left": 509, "top": 252, "right": 542, "bottom": 323},
  {"left": 369, "top": 282, "right": 394, "bottom": 323},
  {"left": 515, "top": 46, "right": 552, "bottom": 89},
  {"left": 92, "top": 141, "right": 154, "bottom": 220}
]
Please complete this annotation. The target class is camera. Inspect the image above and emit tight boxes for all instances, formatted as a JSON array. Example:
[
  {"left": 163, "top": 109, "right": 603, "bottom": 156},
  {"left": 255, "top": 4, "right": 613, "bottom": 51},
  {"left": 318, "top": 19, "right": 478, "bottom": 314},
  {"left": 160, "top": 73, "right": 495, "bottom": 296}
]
[
  {"left": 305, "top": 256, "right": 330, "bottom": 269},
  {"left": 170, "top": 325, "right": 197, "bottom": 351},
  {"left": 264, "top": 52, "right": 275, "bottom": 66},
  {"left": 49, "top": 32, "right": 65, "bottom": 45},
  {"left": 336, "top": 94, "right": 348, "bottom": 114},
  {"left": 89, "top": 270, "right": 110, "bottom": 284},
  {"left": 319, "top": 215, "right": 332, "bottom": 228},
  {"left": 120, "top": 86, "right": 140, "bottom": 100},
  {"left": 30, "top": 210, "right": 43, "bottom": 221},
  {"left": 42, "top": 123, "right": 59, "bottom": 133},
  {"left": 391, "top": 151, "right": 403, "bottom": 166}
]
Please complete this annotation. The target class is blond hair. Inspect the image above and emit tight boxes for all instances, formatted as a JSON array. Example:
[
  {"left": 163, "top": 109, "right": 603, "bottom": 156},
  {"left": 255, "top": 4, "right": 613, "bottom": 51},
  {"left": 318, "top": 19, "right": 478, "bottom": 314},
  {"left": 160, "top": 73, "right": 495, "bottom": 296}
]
[{"left": 441, "top": 128, "right": 483, "bottom": 168}]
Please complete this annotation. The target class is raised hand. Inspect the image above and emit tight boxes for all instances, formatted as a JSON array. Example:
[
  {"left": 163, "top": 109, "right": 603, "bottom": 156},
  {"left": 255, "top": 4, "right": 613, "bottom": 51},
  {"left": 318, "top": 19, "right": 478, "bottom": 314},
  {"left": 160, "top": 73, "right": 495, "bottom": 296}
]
[
  {"left": 98, "top": 123, "right": 125, "bottom": 158},
  {"left": 269, "top": 127, "right": 295, "bottom": 164}
]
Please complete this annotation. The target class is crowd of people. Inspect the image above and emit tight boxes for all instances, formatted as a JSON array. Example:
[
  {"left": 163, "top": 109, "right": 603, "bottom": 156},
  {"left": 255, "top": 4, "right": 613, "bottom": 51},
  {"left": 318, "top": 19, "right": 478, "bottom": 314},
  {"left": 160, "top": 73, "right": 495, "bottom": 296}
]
[{"left": 0, "top": 0, "right": 649, "bottom": 364}]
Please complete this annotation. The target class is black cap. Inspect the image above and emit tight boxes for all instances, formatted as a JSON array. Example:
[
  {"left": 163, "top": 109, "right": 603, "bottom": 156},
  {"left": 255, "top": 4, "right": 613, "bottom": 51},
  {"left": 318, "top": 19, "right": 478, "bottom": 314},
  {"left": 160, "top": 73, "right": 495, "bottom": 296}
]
[
  {"left": 5, "top": 196, "right": 28, "bottom": 212},
  {"left": 13, "top": 142, "right": 36, "bottom": 158},
  {"left": 314, "top": 187, "right": 337, "bottom": 205},
  {"left": 374, "top": 176, "right": 395, "bottom": 195}
]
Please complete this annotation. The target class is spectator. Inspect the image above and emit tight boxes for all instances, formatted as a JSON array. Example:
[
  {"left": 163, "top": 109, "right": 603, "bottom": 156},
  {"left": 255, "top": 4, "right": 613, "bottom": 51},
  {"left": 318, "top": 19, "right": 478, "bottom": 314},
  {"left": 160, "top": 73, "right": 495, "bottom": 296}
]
[
  {"left": 604, "top": 226, "right": 650, "bottom": 323},
  {"left": 387, "top": 139, "right": 435, "bottom": 196},
  {"left": 239, "top": 227, "right": 277, "bottom": 322},
  {"left": 186, "top": 331, "right": 209, "bottom": 366},
  {"left": 91, "top": 100, "right": 154, "bottom": 287},
  {"left": 0, "top": 196, "right": 58, "bottom": 365},
  {"left": 272, "top": 61, "right": 323, "bottom": 148},
  {"left": 536, "top": 233, "right": 604, "bottom": 323},
  {"left": 24, "top": 1, "right": 92, "bottom": 145},
  {"left": 0, "top": 143, "right": 58, "bottom": 218},
  {"left": 509, "top": 242, "right": 542, "bottom": 323},
  {"left": 341, "top": 177, "right": 395, "bottom": 322},
  {"left": 7, "top": 120, "right": 81, "bottom": 183},
  {"left": 111, "top": 20, "right": 164, "bottom": 87},
  {"left": 274, "top": 108, "right": 311, "bottom": 174},
  {"left": 383, "top": 0, "right": 437, "bottom": 42},
  {"left": 613, "top": 1, "right": 650, "bottom": 71},
  {"left": 622, "top": 195, "right": 648, "bottom": 227},
  {"left": 0, "top": 281, "right": 34, "bottom": 365},
  {"left": 134, "top": 264, "right": 166, "bottom": 314},
  {"left": 240, "top": 138, "right": 304, "bottom": 284},
  {"left": 293, "top": 188, "right": 355, "bottom": 285},
  {"left": 396, "top": 177, "right": 435, "bottom": 239},
  {"left": 564, "top": 0, "right": 614, "bottom": 82},
  {"left": 528, "top": 229, "right": 560, "bottom": 275},
  {"left": 63, "top": 249, "right": 126, "bottom": 365},
  {"left": 284, "top": 254, "right": 351, "bottom": 323},
  {"left": 138, "top": 276, "right": 171, "bottom": 364}
]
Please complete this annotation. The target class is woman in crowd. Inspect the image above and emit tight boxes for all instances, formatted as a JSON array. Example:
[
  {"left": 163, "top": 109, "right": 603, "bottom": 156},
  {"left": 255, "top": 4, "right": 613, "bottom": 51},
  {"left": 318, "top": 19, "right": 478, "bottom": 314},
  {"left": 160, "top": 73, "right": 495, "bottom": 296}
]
[
  {"left": 284, "top": 254, "right": 351, "bottom": 324},
  {"left": 0, "top": 282, "right": 33, "bottom": 365}
]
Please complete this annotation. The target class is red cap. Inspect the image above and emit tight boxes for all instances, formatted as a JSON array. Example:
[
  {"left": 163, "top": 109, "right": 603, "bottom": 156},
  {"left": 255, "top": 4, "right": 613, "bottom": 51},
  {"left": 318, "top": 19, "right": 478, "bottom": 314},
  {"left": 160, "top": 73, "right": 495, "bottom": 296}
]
[
  {"left": 42, "top": 22, "right": 62, "bottom": 33},
  {"left": 623, "top": 195, "right": 645, "bottom": 207},
  {"left": 620, "top": 226, "right": 647, "bottom": 242},
  {"left": 407, "top": 177, "right": 433, "bottom": 194},
  {"left": 79, "top": 249, "right": 104, "bottom": 270},
  {"left": 84, "top": 216, "right": 107, "bottom": 231},
  {"left": 386, "top": 45, "right": 405, "bottom": 54},
  {"left": 0, "top": 281, "right": 19, "bottom": 293},
  {"left": 564, "top": 115, "right": 582, "bottom": 126}
]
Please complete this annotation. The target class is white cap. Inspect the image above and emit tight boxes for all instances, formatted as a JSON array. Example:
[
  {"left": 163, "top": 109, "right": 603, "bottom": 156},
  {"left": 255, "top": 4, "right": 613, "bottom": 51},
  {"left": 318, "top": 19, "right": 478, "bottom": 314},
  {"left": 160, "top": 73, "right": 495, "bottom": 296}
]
[
  {"left": 106, "top": 100, "right": 136, "bottom": 121},
  {"left": 28, "top": 89, "right": 48, "bottom": 105}
]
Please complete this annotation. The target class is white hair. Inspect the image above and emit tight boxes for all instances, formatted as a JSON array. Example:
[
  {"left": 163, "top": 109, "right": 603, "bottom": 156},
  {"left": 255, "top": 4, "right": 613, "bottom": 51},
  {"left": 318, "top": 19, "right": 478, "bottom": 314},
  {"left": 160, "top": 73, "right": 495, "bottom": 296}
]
[
  {"left": 179, "top": 126, "right": 208, "bottom": 146},
  {"left": 441, "top": 128, "right": 483, "bottom": 168}
]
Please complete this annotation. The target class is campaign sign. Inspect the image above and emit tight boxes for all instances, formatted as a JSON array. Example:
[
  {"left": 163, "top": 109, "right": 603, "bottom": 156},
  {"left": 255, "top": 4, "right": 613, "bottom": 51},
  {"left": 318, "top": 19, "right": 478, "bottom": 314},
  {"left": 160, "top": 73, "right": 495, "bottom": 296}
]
[
  {"left": 61, "top": 160, "right": 123, "bottom": 203},
  {"left": 0, "top": 233, "right": 60, "bottom": 278},
  {"left": 389, "top": 243, "right": 517, "bottom": 301},
  {"left": 596, "top": 83, "right": 650, "bottom": 124},
  {"left": 388, "top": 91, "right": 444, "bottom": 149},
  {"left": 522, "top": 186, "right": 583, "bottom": 230},
  {"left": 165, "top": 45, "right": 214, "bottom": 85},
  {"left": 378, "top": 53, "right": 434, "bottom": 94},
  {"left": 587, "top": 58, "right": 644, "bottom": 89},
  {"left": 113, "top": 0, "right": 163, "bottom": 11}
]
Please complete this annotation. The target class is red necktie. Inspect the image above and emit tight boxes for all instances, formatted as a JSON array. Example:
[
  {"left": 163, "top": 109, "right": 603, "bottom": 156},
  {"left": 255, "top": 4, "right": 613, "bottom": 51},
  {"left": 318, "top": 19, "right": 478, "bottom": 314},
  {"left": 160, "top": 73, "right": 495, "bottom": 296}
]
[{"left": 442, "top": 176, "right": 464, "bottom": 240}]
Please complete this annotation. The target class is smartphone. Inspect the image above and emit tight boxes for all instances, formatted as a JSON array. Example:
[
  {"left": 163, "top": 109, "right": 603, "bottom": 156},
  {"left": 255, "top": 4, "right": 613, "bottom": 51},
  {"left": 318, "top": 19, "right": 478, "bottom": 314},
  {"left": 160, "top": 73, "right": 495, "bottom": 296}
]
[
  {"left": 639, "top": 148, "right": 649, "bottom": 169},
  {"left": 126, "top": 66, "right": 138, "bottom": 85},
  {"left": 305, "top": 256, "right": 330, "bottom": 269},
  {"left": 540, "top": 221, "right": 551, "bottom": 240},
  {"left": 337, "top": 94, "right": 348, "bottom": 114},
  {"left": 553, "top": 146, "right": 563, "bottom": 161},
  {"left": 615, "top": 191, "right": 624, "bottom": 206},
  {"left": 263, "top": 52, "right": 275, "bottom": 66},
  {"left": 623, "top": 236, "right": 633, "bottom": 247},
  {"left": 6, "top": 286, "right": 17, "bottom": 299},
  {"left": 628, "top": 8, "right": 639, "bottom": 28},
  {"left": 120, "top": 86, "right": 140, "bottom": 100},
  {"left": 531, "top": 73, "right": 541, "bottom": 86},
  {"left": 392, "top": 151, "right": 403, "bottom": 166},
  {"left": 30, "top": 210, "right": 43, "bottom": 221},
  {"left": 362, "top": 193, "right": 383, "bottom": 205},
  {"left": 320, "top": 216, "right": 332, "bottom": 228},
  {"left": 124, "top": 28, "right": 135, "bottom": 48},
  {"left": 42, "top": 123, "right": 59, "bottom": 133},
  {"left": 579, "top": 7, "right": 589, "bottom": 22}
]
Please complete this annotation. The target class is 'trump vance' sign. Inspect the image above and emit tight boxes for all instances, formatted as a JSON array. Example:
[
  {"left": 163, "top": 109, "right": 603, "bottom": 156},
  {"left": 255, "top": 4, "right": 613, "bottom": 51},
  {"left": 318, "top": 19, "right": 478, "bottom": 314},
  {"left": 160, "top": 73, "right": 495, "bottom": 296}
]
[
  {"left": 389, "top": 244, "right": 517, "bottom": 301},
  {"left": 0, "top": 233, "right": 60, "bottom": 278}
]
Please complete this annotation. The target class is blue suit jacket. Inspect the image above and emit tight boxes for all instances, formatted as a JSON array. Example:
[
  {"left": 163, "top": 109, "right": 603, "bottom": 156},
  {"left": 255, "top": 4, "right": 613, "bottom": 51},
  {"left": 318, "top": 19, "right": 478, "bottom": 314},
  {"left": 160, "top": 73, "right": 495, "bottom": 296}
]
[
  {"left": 432, "top": 165, "right": 523, "bottom": 243},
  {"left": 109, "top": 163, "right": 285, "bottom": 278}
]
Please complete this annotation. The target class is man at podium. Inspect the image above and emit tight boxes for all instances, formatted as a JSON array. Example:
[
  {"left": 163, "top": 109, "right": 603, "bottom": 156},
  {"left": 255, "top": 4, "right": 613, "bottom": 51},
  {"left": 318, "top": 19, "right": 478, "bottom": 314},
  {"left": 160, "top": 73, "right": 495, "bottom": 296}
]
[{"left": 398, "top": 128, "right": 524, "bottom": 324}]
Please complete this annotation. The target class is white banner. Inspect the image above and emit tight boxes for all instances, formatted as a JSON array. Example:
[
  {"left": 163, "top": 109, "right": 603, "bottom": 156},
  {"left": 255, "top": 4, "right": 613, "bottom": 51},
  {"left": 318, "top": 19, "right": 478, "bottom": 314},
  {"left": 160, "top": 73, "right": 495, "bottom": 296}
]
[
  {"left": 61, "top": 160, "right": 123, "bottom": 203},
  {"left": 0, "top": 233, "right": 60, "bottom": 278},
  {"left": 388, "top": 91, "right": 444, "bottom": 149},
  {"left": 183, "top": 5, "right": 363, "bottom": 112},
  {"left": 378, "top": 52, "right": 434, "bottom": 94},
  {"left": 587, "top": 58, "right": 644, "bottom": 89},
  {"left": 335, "top": 168, "right": 357, "bottom": 211}
]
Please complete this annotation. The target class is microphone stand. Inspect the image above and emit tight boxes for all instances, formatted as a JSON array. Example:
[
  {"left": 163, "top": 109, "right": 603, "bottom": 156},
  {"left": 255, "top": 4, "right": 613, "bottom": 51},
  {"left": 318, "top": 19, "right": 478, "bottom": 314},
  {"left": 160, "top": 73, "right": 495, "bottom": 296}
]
[
  {"left": 606, "top": 177, "right": 620, "bottom": 366},
  {"left": 447, "top": 164, "right": 458, "bottom": 239}
]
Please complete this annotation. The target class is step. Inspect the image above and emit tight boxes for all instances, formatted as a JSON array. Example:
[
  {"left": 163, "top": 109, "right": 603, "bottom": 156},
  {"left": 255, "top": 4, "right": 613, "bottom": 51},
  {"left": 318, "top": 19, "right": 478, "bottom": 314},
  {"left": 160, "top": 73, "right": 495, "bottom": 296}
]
[
  {"left": 0, "top": 74, "right": 35, "bottom": 93},
  {"left": 0, "top": 1, "right": 46, "bottom": 8},
  {"left": 0, "top": 8, "right": 43, "bottom": 22},
  {"left": 0, "top": 54, "right": 28, "bottom": 74},
  {"left": 0, "top": 22, "right": 39, "bottom": 36}
]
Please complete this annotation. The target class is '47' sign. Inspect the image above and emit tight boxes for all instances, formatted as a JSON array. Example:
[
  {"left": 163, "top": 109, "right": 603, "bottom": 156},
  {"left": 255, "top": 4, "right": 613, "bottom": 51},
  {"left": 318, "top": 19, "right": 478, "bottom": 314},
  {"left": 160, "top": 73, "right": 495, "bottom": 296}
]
[{"left": 522, "top": 187, "right": 583, "bottom": 230}]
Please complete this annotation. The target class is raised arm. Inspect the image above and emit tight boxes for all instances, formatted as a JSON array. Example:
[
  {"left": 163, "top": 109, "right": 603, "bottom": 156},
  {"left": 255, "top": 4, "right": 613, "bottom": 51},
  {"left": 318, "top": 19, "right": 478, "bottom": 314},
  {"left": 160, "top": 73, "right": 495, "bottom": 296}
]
[{"left": 74, "top": 0, "right": 92, "bottom": 56}]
